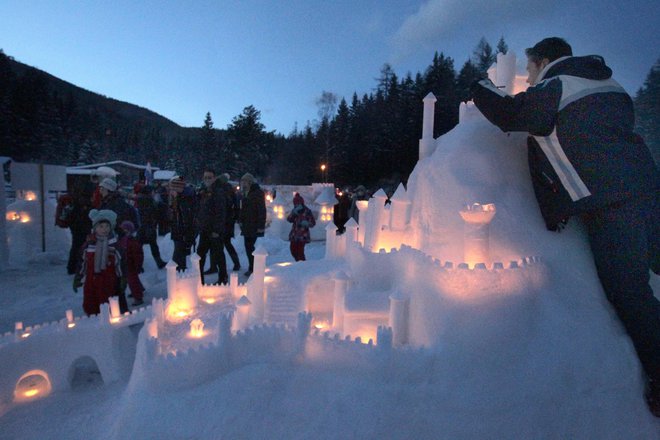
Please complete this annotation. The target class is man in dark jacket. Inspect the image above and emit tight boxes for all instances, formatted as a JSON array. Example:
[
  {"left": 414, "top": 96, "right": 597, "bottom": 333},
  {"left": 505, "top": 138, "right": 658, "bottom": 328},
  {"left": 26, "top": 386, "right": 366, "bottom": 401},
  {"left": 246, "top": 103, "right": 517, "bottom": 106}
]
[
  {"left": 196, "top": 168, "right": 228, "bottom": 284},
  {"left": 136, "top": 185, "right": 167, "bottom": 269},
  {"left": 98, "top": 178, "right": 140, "bottom": 237},
  {"left": 218, "top": 173, "right": 241, "bottom": 272},
  {"left": 239, "top": 173, "right": 266, "bottom": 277},
  {"left": 472, "top": 37, "right": 660, "bottom": 416},
  {"left": 168, "top": 176, "right": 196, "bottom": 271}
]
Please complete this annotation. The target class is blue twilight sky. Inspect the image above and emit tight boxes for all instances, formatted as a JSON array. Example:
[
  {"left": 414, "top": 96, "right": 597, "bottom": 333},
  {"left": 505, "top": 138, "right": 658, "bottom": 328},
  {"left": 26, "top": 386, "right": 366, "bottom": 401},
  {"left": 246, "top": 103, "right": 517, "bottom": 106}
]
[{"left": 1, "top": 0, "right": 658, "bottom": 135}]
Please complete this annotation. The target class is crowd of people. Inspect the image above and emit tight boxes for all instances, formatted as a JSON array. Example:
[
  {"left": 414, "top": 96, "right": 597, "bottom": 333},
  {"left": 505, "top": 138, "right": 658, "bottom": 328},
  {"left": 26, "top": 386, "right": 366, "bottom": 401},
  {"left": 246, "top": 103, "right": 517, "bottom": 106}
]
[{"left": 61, "top": 168, "right": 269, "bottom": 318}]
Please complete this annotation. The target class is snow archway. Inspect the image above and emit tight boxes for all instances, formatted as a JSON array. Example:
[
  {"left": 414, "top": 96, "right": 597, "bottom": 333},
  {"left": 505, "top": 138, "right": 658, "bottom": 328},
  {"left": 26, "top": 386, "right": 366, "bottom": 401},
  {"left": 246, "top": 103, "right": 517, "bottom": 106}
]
[{"left": 68, "top": 356, "right": 104, "bottom": 390}]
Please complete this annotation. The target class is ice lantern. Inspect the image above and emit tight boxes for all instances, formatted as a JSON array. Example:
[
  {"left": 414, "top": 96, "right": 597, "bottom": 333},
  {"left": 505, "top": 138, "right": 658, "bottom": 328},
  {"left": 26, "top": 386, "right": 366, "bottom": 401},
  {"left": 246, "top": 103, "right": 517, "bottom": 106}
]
[
  {"left": 314, "top": 186, "right": 337, "bottom": 223},
  {"left": 459, "top": 203, "right": 496, "bottom": 267}
]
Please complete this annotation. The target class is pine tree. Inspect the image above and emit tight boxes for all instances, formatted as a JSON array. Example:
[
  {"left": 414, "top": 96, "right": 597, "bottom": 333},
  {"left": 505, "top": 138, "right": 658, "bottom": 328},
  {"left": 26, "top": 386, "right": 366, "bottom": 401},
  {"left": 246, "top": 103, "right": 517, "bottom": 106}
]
[
  {"left": 200, "top": 111, "right": 218, "bottom": 171},
  {"left": 634, "top": 59, "right": 660, "bottom": 163},
  {"left": 496, "top": 36, "right": 508, "bottom": 55},
  {"left": 225, "top": 105, "right": 273, "bottom": 179},
  {"left": 472, "top": 37, "right": 496, "bottom": 75}
]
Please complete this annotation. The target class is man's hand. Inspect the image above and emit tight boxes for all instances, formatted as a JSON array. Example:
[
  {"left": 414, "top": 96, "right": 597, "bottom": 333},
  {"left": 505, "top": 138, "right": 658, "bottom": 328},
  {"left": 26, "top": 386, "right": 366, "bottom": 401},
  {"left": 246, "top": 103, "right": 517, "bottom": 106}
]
[{"left": 211, "top": 232, "right": 220, "bottom": 239}]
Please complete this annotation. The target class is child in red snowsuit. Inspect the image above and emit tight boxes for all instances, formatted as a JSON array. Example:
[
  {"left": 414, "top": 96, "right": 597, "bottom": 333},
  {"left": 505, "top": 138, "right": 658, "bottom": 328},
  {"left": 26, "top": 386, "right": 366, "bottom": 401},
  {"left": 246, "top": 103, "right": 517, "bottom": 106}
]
[
  {"left": 286, "top": 193, "right": 316, "bottom": 261},
  {"left": 73, "top": 209, "right": 125, "bottom": 316},
  {"left": 118, "top": 220, "right": 145, "bottom": 306}
]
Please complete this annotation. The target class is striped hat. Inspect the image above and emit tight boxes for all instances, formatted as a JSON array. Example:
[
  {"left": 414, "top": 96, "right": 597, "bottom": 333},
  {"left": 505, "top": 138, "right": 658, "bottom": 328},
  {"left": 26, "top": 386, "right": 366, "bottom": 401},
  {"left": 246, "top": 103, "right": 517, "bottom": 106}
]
[{"left": 169, "top": 176, "right": 185, "bottom": 193}]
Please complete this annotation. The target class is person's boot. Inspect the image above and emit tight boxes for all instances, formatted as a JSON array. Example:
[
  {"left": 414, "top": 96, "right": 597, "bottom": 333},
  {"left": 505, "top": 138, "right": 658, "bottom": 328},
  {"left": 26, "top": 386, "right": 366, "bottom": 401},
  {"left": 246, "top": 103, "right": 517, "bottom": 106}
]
[{"left": 156, "top": 259, "right": 167, "bottom": 269}]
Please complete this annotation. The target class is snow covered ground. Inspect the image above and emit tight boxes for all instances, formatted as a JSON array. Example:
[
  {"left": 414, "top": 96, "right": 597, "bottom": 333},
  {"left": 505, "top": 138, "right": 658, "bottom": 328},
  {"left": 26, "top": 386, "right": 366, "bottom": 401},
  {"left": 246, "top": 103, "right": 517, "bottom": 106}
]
[{"left": 1, "top": 226, "right": 658, "bottom": 439}]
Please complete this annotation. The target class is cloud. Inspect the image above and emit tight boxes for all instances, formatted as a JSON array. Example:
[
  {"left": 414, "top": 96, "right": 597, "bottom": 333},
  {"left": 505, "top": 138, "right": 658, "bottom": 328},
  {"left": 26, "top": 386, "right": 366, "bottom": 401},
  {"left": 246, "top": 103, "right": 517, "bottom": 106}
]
[{"left": 389, "top": 0, "right": 564, "bottom": 63}]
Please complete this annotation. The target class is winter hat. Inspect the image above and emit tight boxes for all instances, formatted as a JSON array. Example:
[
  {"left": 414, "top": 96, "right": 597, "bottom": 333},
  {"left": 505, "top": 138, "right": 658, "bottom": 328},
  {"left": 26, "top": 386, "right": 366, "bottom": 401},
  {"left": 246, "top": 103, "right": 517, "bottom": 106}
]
[
  {"left": 120, "top": 220, "right": 136, "bottom": 234},
  {"left": 99, "top": 178, "right": 118, "bottom": 192},
  {"left": 240, "top": 173, "right": 255, "bottom": 185},
  {"left": 89, "top": 209, "right": 117, "bottom": 229},
  {"left": 169, "top": 176, "right": 185, "bottom": 193},
  {"left": 293, "top": 193, "right": 304, "bottom": 206}
]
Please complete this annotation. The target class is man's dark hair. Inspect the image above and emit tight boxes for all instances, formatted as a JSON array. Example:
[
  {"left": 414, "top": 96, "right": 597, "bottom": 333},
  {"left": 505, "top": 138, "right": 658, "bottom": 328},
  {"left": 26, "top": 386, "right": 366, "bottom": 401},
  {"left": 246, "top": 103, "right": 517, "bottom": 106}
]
[
  {"left": 525, "top": 37, "right": 572, "bottom": 64},
  {"left": 203, "top": 167, "right": 216, "bottom": 176}
]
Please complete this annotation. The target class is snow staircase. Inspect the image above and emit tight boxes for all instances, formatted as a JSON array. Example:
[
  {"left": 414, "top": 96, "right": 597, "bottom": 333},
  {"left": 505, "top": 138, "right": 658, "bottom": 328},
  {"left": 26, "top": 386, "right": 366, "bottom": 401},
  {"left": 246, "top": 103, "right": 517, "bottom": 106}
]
[{"left": 265, "top": 277, "right": 302, "bottom": 327}]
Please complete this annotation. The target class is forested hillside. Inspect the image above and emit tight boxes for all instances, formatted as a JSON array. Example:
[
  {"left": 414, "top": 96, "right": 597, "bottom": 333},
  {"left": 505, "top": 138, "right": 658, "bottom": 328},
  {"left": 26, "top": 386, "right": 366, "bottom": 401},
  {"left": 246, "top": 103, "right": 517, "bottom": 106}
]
[{"left": 1, "top": 41, "right": 656, "bottom": 189}]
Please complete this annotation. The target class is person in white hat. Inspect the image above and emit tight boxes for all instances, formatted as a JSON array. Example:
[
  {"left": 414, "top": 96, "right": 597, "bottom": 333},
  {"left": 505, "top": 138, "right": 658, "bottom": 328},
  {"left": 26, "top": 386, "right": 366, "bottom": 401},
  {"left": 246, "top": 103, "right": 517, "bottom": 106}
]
[{"left": 73, "top": 209, "right": 128, "bottom": 316}]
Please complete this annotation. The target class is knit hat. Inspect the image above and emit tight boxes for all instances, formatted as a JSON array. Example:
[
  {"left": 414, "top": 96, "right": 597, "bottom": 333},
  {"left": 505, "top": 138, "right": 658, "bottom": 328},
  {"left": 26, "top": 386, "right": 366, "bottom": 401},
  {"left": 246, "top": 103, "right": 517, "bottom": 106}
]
[
  {"left": 89, "top": 209, "right": 117, "bottom": 229},
  {"left": 99, "top": 178, "right": 117, "bottom": 192},
  {"left": 293, "top": 193, "right": 304, "bottom": 206},
  {"left": 120, "top": 220, "right": 135, "bottom": 234},
  {"left": 240, "top": 173, "right": 255, "bottom": 185},
  {"left": 169, "top": 176, "right": 185, "bottom": 193}
]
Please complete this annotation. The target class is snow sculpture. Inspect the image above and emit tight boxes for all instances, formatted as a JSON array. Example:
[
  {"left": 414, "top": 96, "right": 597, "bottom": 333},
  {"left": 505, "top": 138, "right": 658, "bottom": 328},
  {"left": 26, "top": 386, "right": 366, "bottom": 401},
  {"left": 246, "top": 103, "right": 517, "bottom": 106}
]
[{"left": 419, "top": 92, "right": 437, "bottom": 159}]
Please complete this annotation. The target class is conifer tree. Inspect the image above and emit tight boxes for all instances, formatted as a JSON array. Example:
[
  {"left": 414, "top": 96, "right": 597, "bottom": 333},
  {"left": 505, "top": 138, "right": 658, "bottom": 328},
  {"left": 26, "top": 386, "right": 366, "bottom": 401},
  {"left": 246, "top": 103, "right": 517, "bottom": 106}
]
[
  {"left": 472, "top": 37, "right": 496, "bottom": 75},
  {"left": 635, "top": 59, "right": 660, "bottom": 163},
  {"left": 496, "top": 36, "right": 508, "bottom": 55}
]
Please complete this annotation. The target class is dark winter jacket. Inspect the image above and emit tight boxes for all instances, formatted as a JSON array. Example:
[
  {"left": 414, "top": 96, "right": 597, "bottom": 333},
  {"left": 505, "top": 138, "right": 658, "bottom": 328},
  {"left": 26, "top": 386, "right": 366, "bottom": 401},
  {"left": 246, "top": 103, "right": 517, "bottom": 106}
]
[
  {"left": 136, "top": 193, "right": 159, "bottom": 243},
  {"left": 196, "top": 179, "right": 227, "bottom": 236},
  {"left": 169, "top": 186, "right": 197, "bottom": 246},
  {"left": 221, "top": 182, "right": 240, "bottom": 239},
  {"left": 100, "top": 192, "right": 141, "bottom": 236},
  {"left": 473, "top": 55, "right": 659, "bottom": 230},
  {"left": 118, "top": 234, "right": 144, "bottom": 275},
  {"left": 239, "top": 183, "right": 266, "bottom": 238},
  {"left": 287, "top": 203, "right": 316, "bottom": 243}
]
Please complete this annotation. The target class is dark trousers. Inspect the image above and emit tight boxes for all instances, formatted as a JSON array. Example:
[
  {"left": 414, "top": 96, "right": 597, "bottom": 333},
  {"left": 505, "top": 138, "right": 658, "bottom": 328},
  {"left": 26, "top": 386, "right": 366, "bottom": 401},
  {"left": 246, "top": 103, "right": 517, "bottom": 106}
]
[
  {"left": 68, "top": 230, "right": 87, "bottom": 274},
  {"left": 172, "top": 241, "right": 190, "bottom": 270},
  {"left": 224, "top": 235, "right": 240, "bottom": 268},
  {"left": 290, "top": 241, "right": 306, "bottom": 261},
  {"left": 243, "top": 236, "right": 258, "bottom": 272},
  {"left": 582, "top": 196, "right": 660, "bottom": 383},
  {"left": 144, "top": 236, "right": 165, "bottom": 265},
  {"left": 197, "top": 233, "right": 227, "bottom": 284}
]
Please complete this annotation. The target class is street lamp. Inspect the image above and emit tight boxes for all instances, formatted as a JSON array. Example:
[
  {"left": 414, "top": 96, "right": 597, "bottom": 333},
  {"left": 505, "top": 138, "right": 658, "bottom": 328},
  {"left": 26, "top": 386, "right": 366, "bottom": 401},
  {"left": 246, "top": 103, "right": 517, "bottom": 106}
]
[{"left": 320, "top": 164, "right": 327, "bottom": 183}]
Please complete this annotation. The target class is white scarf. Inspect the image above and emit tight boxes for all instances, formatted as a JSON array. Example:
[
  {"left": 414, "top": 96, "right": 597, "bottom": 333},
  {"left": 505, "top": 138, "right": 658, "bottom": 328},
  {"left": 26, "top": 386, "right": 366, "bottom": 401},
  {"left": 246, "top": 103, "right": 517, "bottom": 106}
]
[{"left": 94, "top": 235, "right": 110, "bottom": 273}]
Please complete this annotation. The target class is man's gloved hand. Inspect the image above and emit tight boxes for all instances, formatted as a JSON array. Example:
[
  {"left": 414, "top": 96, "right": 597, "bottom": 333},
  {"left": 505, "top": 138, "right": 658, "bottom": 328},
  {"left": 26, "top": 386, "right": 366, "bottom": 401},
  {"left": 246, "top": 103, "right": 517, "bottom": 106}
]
[
  {"left": 300, "top": 220, "right": 309, "bottom": 228},
  {"left": 211, "top": 232, "right": 220, "bottom": 239},
  {"left": 546, "top": 217, "right": 569, "bottom": 232},
  {"left": 72, "top": 275, "right": 83, "bottom": 293}
]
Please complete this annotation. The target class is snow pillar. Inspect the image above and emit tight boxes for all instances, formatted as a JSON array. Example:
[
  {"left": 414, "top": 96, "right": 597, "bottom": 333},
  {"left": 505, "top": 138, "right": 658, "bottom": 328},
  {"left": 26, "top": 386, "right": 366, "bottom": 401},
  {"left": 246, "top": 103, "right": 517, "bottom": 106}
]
[
  {"left": 235, "top": 295, "right": 251, "bottom": 330},
  {"left": 344, "top": 218, "right": 358, "bottom": 243},
  {"left": 355, "top": 200, "right": 369, "bottom": 245},
  {"left": 377, "top": 326, "right": 393, "bottom": 350},
  {"left": 388, "top": 291, "right": 409, "bottom": 346},
  {"left": 332, "top": 271, "right": 350, "bottom": 333},
  {"left": 248, "top": 245, "right": 268, "bottom": 322},
  {"left": 495, "top": 52, "right": 516, "bottom": 95},
  {"left": 389, "top": 183, "right": 410, "bottom": 231},
  {"left": 419, "top": 92, "right": 437, "bottom": 160},
  {"left": 459, "top": 203, "right": 496, "bottom": 267},
  {"left": 168, "top": 258, "right": 198, "bottom": 312},
  {"left": 325, "top": 222, "right": 337, "bottom": 259},
  {"left": 230, "top": 272, "right": 239, "bottom": 299},
  {"left": 365, "top": 190, "right": 387, "bottom": 252},
  {"left": 109, "top": 297, "right": 120, "bottom": 319}
]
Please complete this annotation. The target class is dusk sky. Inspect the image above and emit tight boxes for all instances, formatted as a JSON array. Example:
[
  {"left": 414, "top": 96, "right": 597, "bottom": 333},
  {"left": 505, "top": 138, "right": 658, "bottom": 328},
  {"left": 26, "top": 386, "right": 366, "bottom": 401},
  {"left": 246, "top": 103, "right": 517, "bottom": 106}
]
[{"left": 1, "top": 0, "right": 658, "bottom": 135}]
